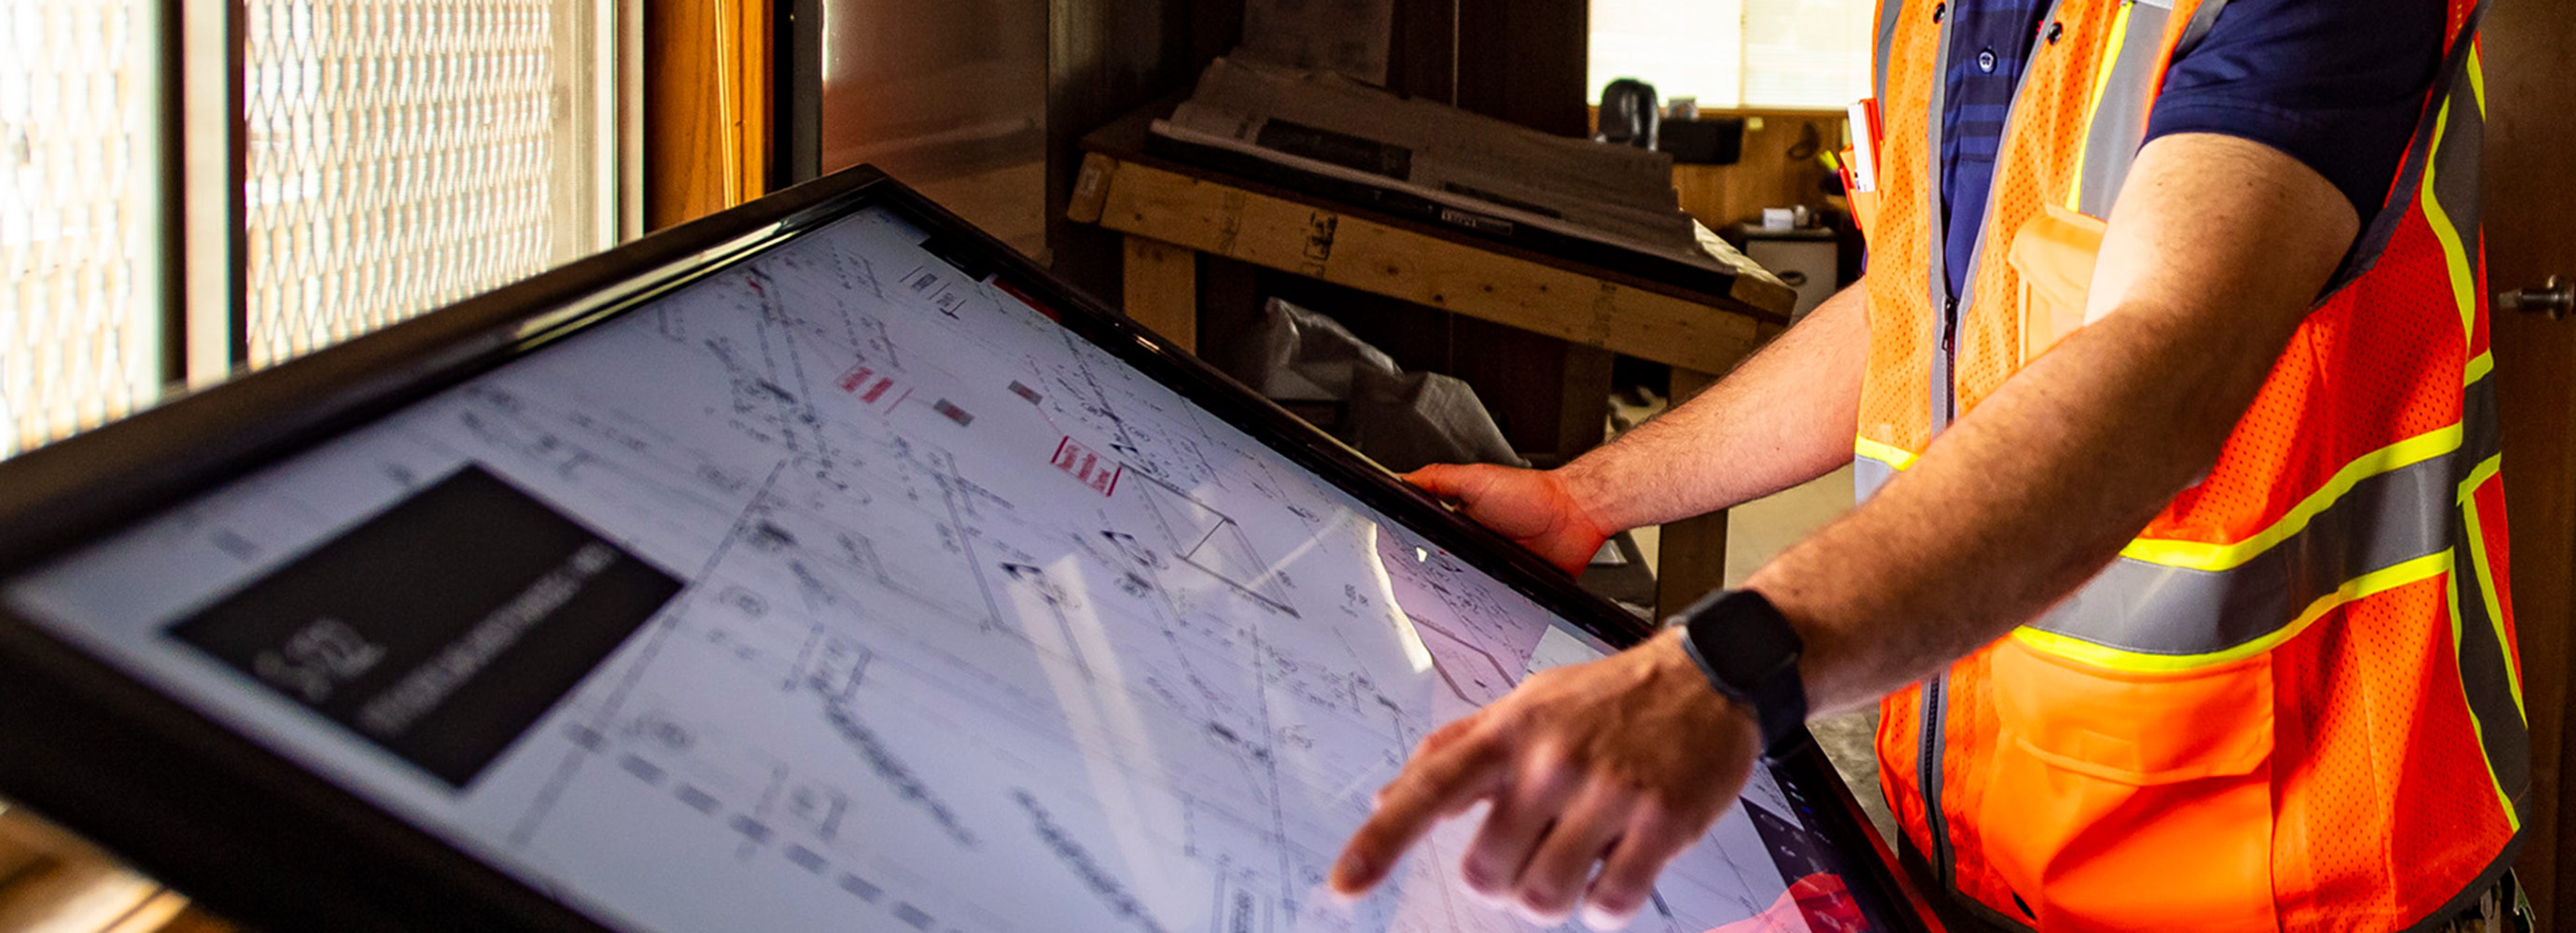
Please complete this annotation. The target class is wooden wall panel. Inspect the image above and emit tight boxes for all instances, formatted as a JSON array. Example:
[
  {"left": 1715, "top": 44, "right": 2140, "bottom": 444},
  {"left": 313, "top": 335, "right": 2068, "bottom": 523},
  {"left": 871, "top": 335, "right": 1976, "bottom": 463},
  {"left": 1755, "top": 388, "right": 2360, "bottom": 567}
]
[
  {"left": 1386, "top": 0, "right": 1589, "bottom": 136},
  {"left": 1045, "top": 0, "right": 1242, "bottom": 299},
  {"left": 1449, "top": 0, "right": 1589, "bottom": 137},
  {"left": 2482, "top": 0, "right": 2576, "bottom": 921},
  {"left": 1668, "top": 111, "right": 1843, "bottom": 230}
]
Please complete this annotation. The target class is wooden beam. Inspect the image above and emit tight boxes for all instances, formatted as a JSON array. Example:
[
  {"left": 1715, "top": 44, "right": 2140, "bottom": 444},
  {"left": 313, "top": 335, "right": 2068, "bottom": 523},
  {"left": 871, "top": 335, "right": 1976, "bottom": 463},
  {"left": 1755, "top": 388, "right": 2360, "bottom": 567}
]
[
  {"left": 1122, "top": 236, "right": 1199, "bottom": 352},
  {"left": 1094, "top": 160, "right": 1783, "bottom": 376},
  {"left": 1656, "top": 369, "right": 1731, "bottom": 618}
]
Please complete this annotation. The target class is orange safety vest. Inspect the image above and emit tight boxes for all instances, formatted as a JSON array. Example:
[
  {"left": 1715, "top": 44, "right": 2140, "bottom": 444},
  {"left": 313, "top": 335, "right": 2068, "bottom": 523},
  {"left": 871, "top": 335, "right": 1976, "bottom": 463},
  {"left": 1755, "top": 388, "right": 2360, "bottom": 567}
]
[{"left": 1845, "top": 0, "right": 2524, "bottom": 929}]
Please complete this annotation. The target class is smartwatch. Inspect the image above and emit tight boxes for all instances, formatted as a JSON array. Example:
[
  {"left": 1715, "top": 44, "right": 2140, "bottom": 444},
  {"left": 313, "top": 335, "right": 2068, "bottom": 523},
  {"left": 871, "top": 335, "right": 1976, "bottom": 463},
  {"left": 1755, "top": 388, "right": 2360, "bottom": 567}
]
[{"left": 1668, "top": 589, "right": 1809, "bottom": 759}]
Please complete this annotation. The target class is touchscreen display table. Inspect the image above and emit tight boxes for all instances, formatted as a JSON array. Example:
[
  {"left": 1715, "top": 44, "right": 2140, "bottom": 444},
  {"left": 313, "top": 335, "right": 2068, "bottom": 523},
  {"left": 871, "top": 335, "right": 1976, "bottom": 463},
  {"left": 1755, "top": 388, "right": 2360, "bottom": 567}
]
[{"left": 0, "top": 184, "right": 1909, "bottom": 933}]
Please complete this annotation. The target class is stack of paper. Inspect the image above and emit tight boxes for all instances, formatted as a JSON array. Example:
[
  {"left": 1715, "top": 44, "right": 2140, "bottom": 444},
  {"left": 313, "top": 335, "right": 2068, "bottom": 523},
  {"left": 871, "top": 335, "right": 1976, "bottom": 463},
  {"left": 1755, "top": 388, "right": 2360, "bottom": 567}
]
[{"left": 1154, "top": 58, "right": 1743, "bottom": 273}]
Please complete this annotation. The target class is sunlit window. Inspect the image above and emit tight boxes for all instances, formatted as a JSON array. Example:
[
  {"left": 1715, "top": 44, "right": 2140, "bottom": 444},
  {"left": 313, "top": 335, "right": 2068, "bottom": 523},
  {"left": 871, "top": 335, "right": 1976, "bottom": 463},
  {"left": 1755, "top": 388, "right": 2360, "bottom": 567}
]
[
  {"left": 1, "top": 0, "right": 620, "bottom": 460},
  {"left": 243, "top": 0, "right": 615, "bottom": 369},
  {"left": 1, "top": 1, "right": 165, "bottom": 458}
]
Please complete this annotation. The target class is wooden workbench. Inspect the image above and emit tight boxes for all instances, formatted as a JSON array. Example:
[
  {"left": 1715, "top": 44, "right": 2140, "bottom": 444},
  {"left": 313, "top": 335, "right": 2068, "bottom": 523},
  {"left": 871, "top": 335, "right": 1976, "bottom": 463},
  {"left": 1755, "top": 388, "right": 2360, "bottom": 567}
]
[{"left": 1069, "top": 111, "right": 1793, "bottom": 617}]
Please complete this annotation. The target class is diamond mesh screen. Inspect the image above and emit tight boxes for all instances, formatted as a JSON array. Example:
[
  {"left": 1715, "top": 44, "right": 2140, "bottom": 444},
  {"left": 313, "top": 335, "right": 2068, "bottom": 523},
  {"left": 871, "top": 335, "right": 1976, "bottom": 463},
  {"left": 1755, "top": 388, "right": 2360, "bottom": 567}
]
[
  {"left": 1, "top": 1, "right": 162, "bottom": 458},
  {"left": 245, "top": 0, "right": 598, "bottom": 369}
]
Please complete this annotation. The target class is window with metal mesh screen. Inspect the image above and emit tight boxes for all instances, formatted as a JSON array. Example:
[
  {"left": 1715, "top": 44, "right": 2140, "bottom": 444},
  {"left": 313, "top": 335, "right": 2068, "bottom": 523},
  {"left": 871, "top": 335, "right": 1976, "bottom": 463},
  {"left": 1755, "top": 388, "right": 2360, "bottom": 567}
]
[
  {"left": 244, "top": 0, "right": 612, "bottom": 369},
  {"left": 1, "top": 1, "right": 166, "bottom": 459}
]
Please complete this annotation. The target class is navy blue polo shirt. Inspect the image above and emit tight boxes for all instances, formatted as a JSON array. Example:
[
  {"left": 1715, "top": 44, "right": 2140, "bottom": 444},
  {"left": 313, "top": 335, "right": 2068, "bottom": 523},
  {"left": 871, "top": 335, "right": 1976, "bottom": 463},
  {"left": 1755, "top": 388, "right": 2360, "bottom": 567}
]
[{"left": 1939, "top": 0, "right": 2446, "bottom": 299}]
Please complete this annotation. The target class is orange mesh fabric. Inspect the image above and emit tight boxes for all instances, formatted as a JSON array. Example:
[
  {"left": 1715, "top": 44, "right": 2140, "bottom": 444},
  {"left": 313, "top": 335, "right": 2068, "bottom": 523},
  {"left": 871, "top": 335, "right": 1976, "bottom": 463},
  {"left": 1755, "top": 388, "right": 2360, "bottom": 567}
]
[
  {"left": 1861, "top": 0, "right": 1944, "bottom": 869},
  {"left": 2139, "top": 215, "right": 2469, "bottom": 545},
  {"left": 1953, "top": 0, "right": 2121, "bottom": 421},
  {"left": 2272, "top": 579, "right": 2515, "bottom": 932},
  {"left": 1875, "top": 685, "right": 1929, "bottom": 856},
  {"left": 1936, "top": 646, "right": 2014, "bottom": 919},
  {"left": 1860, "top": 0, "right": 2515, "bottom": 926},
  {"left": 1857, "top": 0, "right": 1944, "bottom": 458}
]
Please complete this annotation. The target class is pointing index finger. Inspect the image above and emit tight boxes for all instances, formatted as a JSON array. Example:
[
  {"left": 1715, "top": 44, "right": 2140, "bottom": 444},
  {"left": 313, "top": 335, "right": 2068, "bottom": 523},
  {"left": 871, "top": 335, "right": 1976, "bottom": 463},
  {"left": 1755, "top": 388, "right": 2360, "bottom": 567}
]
[{"left": 1328, "top": 729, "right": 1509, "bottom": 897}]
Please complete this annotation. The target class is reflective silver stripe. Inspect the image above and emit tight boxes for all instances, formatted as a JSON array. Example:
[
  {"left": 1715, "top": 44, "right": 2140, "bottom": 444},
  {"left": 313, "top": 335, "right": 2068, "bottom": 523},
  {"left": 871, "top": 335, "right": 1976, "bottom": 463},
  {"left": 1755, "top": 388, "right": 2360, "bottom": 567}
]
[
  {"left": 2451, "top": 481, "right": 2530, "bottom": 821},
  {"left": 2337, "top": 0, "right": 2494, "bottom": 289},
  {"left": 2031, "top": 375, "right": 2499, "bottom": 656},
  {"left": 1855, "top": 455, "right": 1897, "bottom": 503},
  {"left": 2425, "top": 24, "right": 2519, "bottom": 825},
  {"left": 1875, "top": 0, "right": 1906, "bottom": 105},
  {"left": 2071, "top": 1, "right": 2174, "bottom": 218},
  {"left": 2430, "top": 60, "right": 2485, "bottom": 265}
]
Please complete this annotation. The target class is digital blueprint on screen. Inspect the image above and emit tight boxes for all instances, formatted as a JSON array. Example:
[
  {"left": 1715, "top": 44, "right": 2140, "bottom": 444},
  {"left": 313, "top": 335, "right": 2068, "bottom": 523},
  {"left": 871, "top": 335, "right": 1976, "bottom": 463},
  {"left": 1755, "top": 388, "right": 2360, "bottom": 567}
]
[{"left": 8, "top": 206, "right": 1826, "bottom": 933}]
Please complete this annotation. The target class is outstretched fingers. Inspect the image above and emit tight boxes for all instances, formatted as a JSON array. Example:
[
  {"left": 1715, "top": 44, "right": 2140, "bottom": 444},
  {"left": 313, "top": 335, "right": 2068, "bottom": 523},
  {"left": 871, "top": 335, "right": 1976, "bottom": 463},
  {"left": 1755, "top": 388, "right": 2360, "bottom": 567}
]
[
  {"left": 1509, "top": 780, "right": 1638, "bottom": 926},
  {"left": 1457, "top": 750, "right": 1583, "bottom": 900},
  {"left": 1579, "top": 804, "right": 1707, "bottom": 930},
  {"left": 1331, "top": 726, "right": 1510, "bottom": 897}
]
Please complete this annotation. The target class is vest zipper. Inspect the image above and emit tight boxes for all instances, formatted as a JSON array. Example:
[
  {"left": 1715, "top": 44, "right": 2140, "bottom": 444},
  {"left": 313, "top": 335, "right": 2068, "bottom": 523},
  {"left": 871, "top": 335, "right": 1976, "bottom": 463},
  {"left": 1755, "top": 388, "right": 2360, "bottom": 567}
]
[
  {"left": 1912, "top": 0, "right": 2065, "bottom": 901},
  {"left": 1939, "top": 0, "right": 2069, "bottom": 434},
  {"left": 1919, "top": 674, "right": 1953, "bottom": 884},
  {"left": 1939, "top": 297, "right": 1960, "bottom": 424}
]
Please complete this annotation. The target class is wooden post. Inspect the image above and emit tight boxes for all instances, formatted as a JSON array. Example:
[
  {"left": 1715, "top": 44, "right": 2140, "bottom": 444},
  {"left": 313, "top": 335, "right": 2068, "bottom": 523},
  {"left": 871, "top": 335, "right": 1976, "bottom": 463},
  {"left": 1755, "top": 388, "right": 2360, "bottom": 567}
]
[
  {"left": 1122, "top": 236, "right": 1198, "bottom": 353},
  {"left": 1656, "top": 368, "right": 1730, "bottom": 618}
]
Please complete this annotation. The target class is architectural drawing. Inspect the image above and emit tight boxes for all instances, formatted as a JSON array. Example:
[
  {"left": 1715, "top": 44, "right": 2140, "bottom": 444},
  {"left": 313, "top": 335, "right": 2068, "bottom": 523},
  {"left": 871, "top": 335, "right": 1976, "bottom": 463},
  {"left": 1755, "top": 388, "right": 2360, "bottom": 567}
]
[{"left": 9, "top": 207, "right": 1813, "bottom": 933}]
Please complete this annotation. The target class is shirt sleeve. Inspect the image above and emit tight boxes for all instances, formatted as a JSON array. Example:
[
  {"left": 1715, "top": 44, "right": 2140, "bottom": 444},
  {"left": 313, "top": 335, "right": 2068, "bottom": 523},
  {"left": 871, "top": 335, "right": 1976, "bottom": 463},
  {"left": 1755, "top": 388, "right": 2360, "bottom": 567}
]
[{"left": 2142, "top": 0, "right": 2447, "bottom": 227}]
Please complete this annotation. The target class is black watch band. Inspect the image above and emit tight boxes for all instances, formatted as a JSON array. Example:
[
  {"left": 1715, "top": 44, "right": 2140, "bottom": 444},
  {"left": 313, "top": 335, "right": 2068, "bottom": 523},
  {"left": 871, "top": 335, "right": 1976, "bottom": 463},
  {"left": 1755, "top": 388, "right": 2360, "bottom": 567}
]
[{"left": 1669, "top": 589, "right": 1808, "bottom": 759}]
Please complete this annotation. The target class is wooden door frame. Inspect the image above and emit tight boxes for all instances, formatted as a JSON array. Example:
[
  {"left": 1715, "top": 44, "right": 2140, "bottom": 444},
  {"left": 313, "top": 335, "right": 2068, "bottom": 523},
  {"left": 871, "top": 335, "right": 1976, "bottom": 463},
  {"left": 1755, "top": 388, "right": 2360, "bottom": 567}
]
[
  {"left": 2483, "top": 0, "right": 2576, "bottom": 923},
  {"left": 644, "top": 0, "right": 776, "bottom": 230}
]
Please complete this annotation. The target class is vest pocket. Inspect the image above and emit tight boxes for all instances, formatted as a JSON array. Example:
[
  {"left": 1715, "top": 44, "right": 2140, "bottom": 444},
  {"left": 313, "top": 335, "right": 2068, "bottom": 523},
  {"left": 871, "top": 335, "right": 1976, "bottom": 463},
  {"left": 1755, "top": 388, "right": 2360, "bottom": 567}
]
[
  {"left": 1977, "top": 636, "right": 2277, "bottom": 932},
  {"left": 2007, "top": 205, "right": 2107, "bottom": 365}
]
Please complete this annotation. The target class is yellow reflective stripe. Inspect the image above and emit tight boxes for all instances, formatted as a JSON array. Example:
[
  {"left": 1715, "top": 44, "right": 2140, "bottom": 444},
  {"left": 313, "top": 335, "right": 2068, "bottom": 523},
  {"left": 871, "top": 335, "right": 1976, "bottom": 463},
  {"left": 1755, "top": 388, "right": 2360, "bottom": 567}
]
[
  {"left": 2446, "top": 547, "right": 2524, "bottom": 832},
  {"left": 2011, "top": 550, "right": 2455, "bottom": 672},
  {"left": 2459, "top": 452, "right": 2501, "bottom": 508},
  {"left": 2061, "top": 2, "right": 2137, "bottom": 213},
  {"left": 2422, "top": 95, "right": 2480, "bottom": 343},
  {"left": 2469, "top": 47, "right": 2486, "bottom": 117},
  {"left": 2457, "top": 453, "right": 2523, "bottom": 720},
  {"left": 1855, "top": 436, "right": 1920, "bottom": 471},
  {"left": 2466, "top": 350, "right": 2495, "bottom": 386},
  {"left": 2119, "top": 425, "right": 2463, "bottom": 572}
]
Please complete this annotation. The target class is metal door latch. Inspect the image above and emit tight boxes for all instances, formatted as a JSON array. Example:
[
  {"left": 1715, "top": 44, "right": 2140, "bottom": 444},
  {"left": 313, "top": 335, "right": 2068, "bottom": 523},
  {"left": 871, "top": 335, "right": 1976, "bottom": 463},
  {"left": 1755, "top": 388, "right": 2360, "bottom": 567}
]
[{"left": 2498, "top": 276, "right": 2574, "bottom": 319}]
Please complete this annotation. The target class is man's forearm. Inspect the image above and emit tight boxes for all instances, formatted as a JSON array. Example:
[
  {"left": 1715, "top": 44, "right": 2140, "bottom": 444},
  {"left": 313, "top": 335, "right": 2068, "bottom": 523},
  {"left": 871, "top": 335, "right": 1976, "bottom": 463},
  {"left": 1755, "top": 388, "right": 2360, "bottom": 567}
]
[
  {"left": 1750, "top": 305, "right": 2284, "bottom": 715},
  {"left": 1560, "top": 285, "right": 1868, "bottom": 532},
  {"left": 1746, "top": 133, "right": 2358, "bottom": 717}
]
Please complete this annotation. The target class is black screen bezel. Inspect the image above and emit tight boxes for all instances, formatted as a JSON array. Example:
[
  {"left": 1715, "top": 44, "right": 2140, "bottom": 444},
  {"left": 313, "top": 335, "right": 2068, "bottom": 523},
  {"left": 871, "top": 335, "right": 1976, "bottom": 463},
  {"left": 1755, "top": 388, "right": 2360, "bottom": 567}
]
[{"left": 0, "top": 166, "right": 1932, "bottom": 933}]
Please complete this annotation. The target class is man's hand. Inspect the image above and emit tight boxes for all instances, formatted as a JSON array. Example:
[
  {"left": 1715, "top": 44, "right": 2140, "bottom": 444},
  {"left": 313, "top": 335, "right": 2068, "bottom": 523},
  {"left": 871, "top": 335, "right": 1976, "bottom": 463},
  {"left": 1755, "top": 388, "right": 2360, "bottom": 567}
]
[
  {"left": 1329, "top": 630, "right": 1759, "bottom": 929},
  {"left": 1405, "top": 465, "right": 1612, "bottom": 577}
]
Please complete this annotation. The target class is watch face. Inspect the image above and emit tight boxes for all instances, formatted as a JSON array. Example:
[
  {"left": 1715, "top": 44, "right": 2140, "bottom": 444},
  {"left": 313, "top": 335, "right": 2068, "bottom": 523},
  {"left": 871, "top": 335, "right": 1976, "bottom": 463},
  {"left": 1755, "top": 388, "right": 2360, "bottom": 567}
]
[{"left": 1695, "top": 591, "right": 1802, "bottom": 686}]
